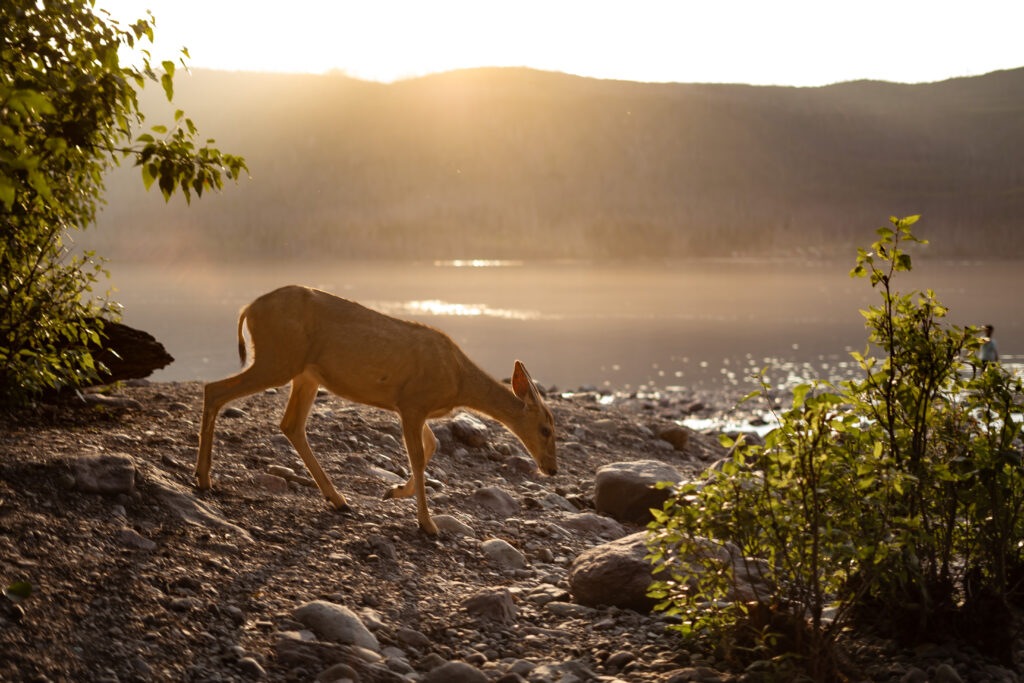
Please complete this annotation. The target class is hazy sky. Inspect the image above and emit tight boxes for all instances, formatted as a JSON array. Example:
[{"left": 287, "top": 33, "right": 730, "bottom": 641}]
[{"left": 95, "top": 1, "right": 1023, "bottom": 86}]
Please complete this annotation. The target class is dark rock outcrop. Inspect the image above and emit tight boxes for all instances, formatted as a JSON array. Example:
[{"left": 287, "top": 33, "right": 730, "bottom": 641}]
[{"left": 91, "top": 320, "right": 173, "bottom": 384}]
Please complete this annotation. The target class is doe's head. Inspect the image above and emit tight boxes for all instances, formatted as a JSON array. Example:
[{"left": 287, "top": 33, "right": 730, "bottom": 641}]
[{"left": 511, "top": 360, "right": 557, "bottom": 476}]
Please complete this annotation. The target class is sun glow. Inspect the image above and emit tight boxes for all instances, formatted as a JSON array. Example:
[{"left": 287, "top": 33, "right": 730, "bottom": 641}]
[{"left": 94, "top": 0, "right": 1024, "bottom": 87}]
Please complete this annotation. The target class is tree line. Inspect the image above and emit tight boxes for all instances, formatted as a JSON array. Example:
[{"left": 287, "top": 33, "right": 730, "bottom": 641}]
[{"left": 90, "top": 66, "right": 1024, "bottom": 261}]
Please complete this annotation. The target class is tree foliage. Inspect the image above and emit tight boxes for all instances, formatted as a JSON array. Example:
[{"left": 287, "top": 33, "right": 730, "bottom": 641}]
[
  {"left": 647, "top": 217, "right": 1024, "bottom": 679},
  {"left": 0, "top": 0, "right": 246, "bottom": 402}
]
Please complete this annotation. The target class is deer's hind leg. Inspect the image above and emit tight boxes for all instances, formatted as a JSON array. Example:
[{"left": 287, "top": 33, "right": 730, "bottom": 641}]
[
  {"left": 280, "top": 374, "right": 350, "bottom": 511},
  {"left": 382, "top": 423, "right": 436, "bottom": 501},
  {"left": 196, "top": 363, "right": 294, "bottom": 489}
]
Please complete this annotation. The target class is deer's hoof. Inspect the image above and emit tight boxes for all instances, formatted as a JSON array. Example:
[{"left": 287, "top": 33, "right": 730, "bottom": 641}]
[
  {"left": 382, "top": 487, "right": 395, "bottom": 501},
  {"left": 418, "top": 519, "right": 439, "bottom": 536},
  {"left": 327, "top": 497, "right": 352, "bottom": 513}
]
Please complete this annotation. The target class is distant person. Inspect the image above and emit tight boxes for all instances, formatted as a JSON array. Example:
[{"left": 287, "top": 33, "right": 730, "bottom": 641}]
[{"left": 979, "top": 324, "right": 999, "bottom": 369}]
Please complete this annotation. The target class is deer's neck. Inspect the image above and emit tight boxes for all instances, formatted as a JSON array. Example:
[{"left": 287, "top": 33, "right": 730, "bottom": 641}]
[{"left": 458, "top": 361, "right": 525, "bottom": 432}]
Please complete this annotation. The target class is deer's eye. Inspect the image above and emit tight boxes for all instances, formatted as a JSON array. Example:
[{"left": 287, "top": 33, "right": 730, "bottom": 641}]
[{"left": 540, "top": 426, "right": 552, "bottom": 439}]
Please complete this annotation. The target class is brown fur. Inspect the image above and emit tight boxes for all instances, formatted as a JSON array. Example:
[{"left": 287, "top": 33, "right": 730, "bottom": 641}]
[{"left": 195, "top": 285, "right": 557, "bottom": 534}]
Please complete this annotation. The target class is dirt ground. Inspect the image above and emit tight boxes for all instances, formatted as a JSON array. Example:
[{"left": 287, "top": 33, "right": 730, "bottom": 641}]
[{"left": 0, "top": 380, "right": 1020, "bottom": 682}]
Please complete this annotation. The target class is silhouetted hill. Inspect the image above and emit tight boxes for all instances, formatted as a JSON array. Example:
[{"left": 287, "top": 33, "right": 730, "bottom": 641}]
[{"left": 91, "top": 67, "right": 1024, "bottom": 261}]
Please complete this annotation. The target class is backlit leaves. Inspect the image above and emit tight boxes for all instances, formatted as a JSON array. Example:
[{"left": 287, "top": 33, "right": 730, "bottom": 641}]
[
  {"left": 647, "top": 217, "right": 1024, "bottom": 674},
  {"left": 0, "top": 0, "right": 245, "bottom": 402}
]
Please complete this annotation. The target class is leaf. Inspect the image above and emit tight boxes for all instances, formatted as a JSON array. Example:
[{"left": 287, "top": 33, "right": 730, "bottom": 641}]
[
  {"left": 158, "top": 168, "right": 175, "bottom": 200},
  {"left": 160, "top": 73, "right": 174, "bottom": 101},
  {"left": 12, "top": 89, "right": 56, "bottom": 116},
  {"left": 140, "top": 163, "right": 155, "bottom": 191},
  {"left": 43, "top": 137, "right": 67, "bottom": 155},
  {"left": 738, "top": 390, "right": 761, "bottom": 405},
  {"left": 792, "top": 384, "right": 810, "bottom": 408},
  {"left": 0, "top": 175, "right": 15, "bottom": 210},
  {"left": 27, "top": 170, "right": 52, "bottom": 201}
]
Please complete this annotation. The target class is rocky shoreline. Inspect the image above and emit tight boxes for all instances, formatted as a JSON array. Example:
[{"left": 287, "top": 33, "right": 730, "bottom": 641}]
[{"left": 0, "top": 380, "right": 1020, "bottom": 682}]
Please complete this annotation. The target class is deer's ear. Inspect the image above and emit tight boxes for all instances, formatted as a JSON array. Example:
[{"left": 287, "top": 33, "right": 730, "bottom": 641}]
[{"left": 512, "top": 361, "right": 537, "bottom": 402}]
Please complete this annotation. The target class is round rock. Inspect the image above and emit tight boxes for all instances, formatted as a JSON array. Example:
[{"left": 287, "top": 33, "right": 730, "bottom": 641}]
[
  {"left": 433, "top": 514, "right": 476, "bottom": 538},
  {"left": 559, "top": 512, "right": 627, "bottom": 539},
  {"left": 423, "top": 661, "right": 489, "bottom": 683},
  {"left": 450, "top": 412, "right": 489, "bottom": 447},
  {"left": 470, "top": 486, "right": 520, "bottom": 517},
  {"left": 593, "top": 460, "right": 681, "bottom": 523},
  {"left": 480, "top": 538, "right": 527, "bottom": 569},
  {"left": 291, "top": 601, "right": 380, "bottom": 652},
  {"left": 568, "top": 531, "right": 657, "bottom": 611}
]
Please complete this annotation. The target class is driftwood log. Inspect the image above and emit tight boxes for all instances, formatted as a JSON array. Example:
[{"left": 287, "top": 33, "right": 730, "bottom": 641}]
[{"left": 89, "top": 319, "right": 174, "bottom": 385}]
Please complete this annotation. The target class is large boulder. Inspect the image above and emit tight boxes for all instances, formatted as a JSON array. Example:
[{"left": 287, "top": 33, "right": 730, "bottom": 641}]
[
  {"left": 569, "top": 531, "right": 772, "bottom": 612},
  {"left": 686, "top": 539, "right": 773, "bottom": 603},
  {"left": 568, "top": 532, "right": 656, "bottom": 611},
  {"left": 593, "top": 460, "right": 681, "bottom": 523}
]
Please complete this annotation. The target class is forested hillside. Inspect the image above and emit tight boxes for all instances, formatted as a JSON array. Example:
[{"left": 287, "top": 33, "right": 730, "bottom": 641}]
[{"left": 92, "top": 67, "right": 1024, "bottom": 260}]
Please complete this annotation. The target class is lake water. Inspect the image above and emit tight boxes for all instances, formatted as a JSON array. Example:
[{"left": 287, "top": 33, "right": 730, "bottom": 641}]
[{"left": 104, "top": 258, "right": 1022, "bottom": 395}]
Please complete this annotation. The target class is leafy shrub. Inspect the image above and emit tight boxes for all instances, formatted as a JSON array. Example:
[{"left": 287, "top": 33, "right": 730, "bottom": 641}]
[
  {"left": 647, "top": 216, "right": 1024, "bottom": 677},
  {"left": 0, "top": 1, "right": 245, "bottom": 403}
]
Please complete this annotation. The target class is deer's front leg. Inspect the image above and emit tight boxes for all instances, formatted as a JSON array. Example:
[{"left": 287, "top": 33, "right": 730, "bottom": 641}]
[
  {"left": 281, "top": 376, "right": 350, "bottom": 512},
  {"left": 399, "top": 415, "right": 437, "bottom": 535},
  {"left": 383, "top": 423, "right": 436, "bottom": 502}
]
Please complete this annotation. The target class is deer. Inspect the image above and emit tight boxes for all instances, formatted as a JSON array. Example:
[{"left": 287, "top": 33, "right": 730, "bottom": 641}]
[{"left": 195, "top": 285, "right": 557, "bottom": 535}]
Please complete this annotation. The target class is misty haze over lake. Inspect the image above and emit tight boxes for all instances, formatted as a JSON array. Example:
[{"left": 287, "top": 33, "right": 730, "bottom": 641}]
[
  {"left": 81, "top": 67, "right": 1024, "bottom": 396},
  {"left": 106, "top": 258, "right": 1021, "bottom": 394}
]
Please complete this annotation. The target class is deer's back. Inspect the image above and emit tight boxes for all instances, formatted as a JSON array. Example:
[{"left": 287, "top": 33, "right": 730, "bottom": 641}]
[{"left": 247, "top": 285, "right": 465, "bottom": 411}]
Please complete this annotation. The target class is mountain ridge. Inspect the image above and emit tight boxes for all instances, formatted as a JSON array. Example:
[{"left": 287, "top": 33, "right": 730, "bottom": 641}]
[{"left": 92, "top": 66, "right": 1024, "bottom": 260}]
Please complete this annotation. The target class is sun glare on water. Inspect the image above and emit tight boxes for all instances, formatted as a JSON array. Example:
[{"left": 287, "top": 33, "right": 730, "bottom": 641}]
[
  {"left": 433, "top": 259, "right": 524, "bottom": 268},
  {"left": 373, "top": 299, "right": 544, "bottom": 321}
]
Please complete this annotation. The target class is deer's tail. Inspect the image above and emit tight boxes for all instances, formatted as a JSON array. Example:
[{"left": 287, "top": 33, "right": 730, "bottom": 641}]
[{"left": 237, "top": 306, "right": 249, "bottom": 367}]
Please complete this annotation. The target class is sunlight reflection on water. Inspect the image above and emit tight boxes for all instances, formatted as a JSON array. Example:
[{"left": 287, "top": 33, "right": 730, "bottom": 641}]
[
  {"left": 371, "top": 299, "right": 548, "bottom": 321},
  {"left": 103, "top": 259, "right": 1024, "bottom": 392},
  {"left": 432, "top": 259, "right": 525, "bottom": 268}
]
